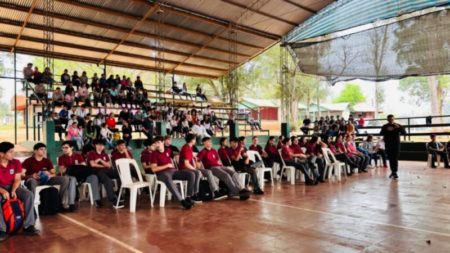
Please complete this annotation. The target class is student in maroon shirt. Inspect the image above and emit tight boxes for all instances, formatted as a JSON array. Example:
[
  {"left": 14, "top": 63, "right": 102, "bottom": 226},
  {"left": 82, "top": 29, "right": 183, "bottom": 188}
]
[
  {"left": 179, "top": 134, "right": 225, "bottom": 201},
  {"left": 58, "top": 141, "right": 102, "bottom": 207},
  {"left": 306, "top": 135, "right": 326, "bottom": 181},
  {"left": 164, "top": 135, "right": 180, "bottom": 158},
  {"left": 86, "top": 139, "right": 118, "bottom": 204},
  {"left": 280, "top": 138, "right": 317, "bottom": 185},
  {"left": 335, "top": 135, "right": 363, "bottom": 172},
  {"left": 218, "top": 137, "right": 232, "bottom": 166},
  {"left": 323, "top": 136, "right": 354, "bottom": 176},
  {"left": 264, "top": 136, "right": 280, "bottom": 164},
  {"left": 229, "top": 138, "right": 264, "bottom": 195},
  {"left": 22, "top": 143, "right": 71, "bottom": 209},
  {"left": 197, "top": 137, "right": 250, "bottom": 200},
  {"left": 344, "top": 134, "right": 369, "bottom": 172},
  {"left": 277, "top": 135, "right": 285, "bottom": 150},
  {"left": 140, "top": 139, "right": 155, "bottom": 174},
  {"left": 111, "top": 140, "right": 133, "bottom": 162},
  {"left": 150, "top": 136, "right": 194, "bottom": 210},
  {"left": 0, "top": 142, "right": 39, "bottom": 240},
  {"left": 249, "top": 136, "right": 273, "bottom": 168}
]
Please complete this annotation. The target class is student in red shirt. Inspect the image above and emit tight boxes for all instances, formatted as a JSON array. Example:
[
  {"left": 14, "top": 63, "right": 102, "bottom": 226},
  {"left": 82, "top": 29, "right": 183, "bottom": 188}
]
[
  {"left": 58, "top": 141, "right": 102, "bottom": 207},
  {"left": 86, "top": 139, "right": 118, "bottom": 204},
  {"left": 218, "top": 137, "right": 232, "bottom": 166},
  {"left": 111, "top": 140, "right": 133, "bottom": 162},
  {"left": 335, "top": 135, "right": 364, "bottom": 173},
  {"left": 197, "top": 137, "right": 250, "bottom": 200},
  {"left": 150, "top": 136, "right": 194, "bottom": 210},
  {"left": 290, "top": 136, "right": 305, "bottom": 155},
  {"left": 306, "top": 135, "right": 326, "bottom": 181},
  {"left": 280, "top": 138, "right": 317, "bottom": 185},
  {"left": 0, "top": 142, "right": 39, "bottom": 240},
  {"left": 22, "top": 143, "right": 72, "bottom": 210},
  {"left": 276, "top": 135, "right": 285, "bottom": 150},
  {"left": 179, "top": 134, "right": 226, "bottom": 201},
  {"left": 249, "top": 136, "right": 273, "bottom": 168},
  {"left": 323, "top": 136, "right": 354, "bottom": 176},
  {"left": 264, "top": 136, "right": 280, "bottom": 164},
  {"left": 229, "top": 138, "right": 264, "bottom": 195},
  {"left": 164, "top": 135, "right": 180, "bottom": 159},
  {"left": 140, "top": 139, "right": 155, "bottom": 174},
  {"left": 344, "top": 134, "right": 368, "bottom": 172}
]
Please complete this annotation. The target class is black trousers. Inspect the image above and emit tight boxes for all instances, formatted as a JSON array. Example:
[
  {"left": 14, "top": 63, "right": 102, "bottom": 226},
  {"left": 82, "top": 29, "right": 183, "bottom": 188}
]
[
  {"left": 386, "top": 148, "right": 400, "bottom": 174},
  {"left": 284, "top": 160, "right": 315, "bottom": 183},
  {"left": 231, "top": 160, "right": 261, "bottom": 191},
  {"left": 430, "top": 151, "right": 450, "bottom": 167}
]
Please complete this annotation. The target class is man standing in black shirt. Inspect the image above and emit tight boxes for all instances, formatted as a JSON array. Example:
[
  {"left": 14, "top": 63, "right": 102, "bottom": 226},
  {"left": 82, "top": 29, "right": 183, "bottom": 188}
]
[{"left": 380, "top": 114, "right": 406, "bottom": 179}]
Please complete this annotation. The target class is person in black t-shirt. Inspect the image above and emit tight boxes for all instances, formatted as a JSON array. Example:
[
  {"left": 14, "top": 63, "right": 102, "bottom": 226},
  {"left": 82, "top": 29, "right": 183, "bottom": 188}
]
[{"left": 380, "top": 114, "right": 406, "bottom": 180}]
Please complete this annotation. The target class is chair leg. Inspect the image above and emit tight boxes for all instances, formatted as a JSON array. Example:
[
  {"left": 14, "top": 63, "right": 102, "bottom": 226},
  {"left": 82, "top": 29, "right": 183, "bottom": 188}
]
[
  {"left": 129, "top": 188, "right": 137, "bottom": 213},
  {"left": 159, "top": 184, "right": 166, "bottom": 207},
  {"left": 87, "top": 183, "right": 94, "bottom": 206},
  {"left": 115, "top": 187, "right": 124, "bottom": 209},
  {"left": 178, "top": 182, "right": 185, "bottom": 199},
  {"left": 269, "top": 170, "right": 274, "bottom": 185},
  {"left": 289, "top": 168, "right": 295, "bottom": 185},
  {"left": 149, "top": 186, "right": 154, "bottom": 208},
  {"left": 34, "top": 205, "right": 39, "bottom": 219}
]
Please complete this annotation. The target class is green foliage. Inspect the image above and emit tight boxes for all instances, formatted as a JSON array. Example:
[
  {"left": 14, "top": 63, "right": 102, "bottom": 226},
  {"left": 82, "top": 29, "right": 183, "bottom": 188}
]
[
  {"left": 0, "top": 102, "right": 9, "bottom": 118},
  {"left": 333, "top": 83, "right": 366, "bottom": 107},
  {"left": 399, "top": 76, "right": 449, "bottom": 106}
]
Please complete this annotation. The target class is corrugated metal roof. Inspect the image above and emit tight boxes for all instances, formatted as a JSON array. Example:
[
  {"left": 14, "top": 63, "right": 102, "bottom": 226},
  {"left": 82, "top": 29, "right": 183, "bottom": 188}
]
[{"left": 0, "top": 0, "right": 333, "bottom": 78}]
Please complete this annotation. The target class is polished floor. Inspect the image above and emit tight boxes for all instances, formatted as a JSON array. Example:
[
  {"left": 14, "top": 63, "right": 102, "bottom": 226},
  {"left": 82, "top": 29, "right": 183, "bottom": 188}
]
[{"left": 3, "top": 161, "right": 450, "bottom": 253}]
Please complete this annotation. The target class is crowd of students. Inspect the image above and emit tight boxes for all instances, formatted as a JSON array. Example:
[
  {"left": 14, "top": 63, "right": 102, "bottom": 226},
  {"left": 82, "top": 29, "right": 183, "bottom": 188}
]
[{"left": 300, "top": 114, "right": 368, "bottom": 137}]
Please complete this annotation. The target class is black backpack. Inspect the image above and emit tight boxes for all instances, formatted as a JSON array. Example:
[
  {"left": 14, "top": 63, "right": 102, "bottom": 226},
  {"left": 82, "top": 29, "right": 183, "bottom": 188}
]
[
  {"left": 198, "top": 180, "right": 213, "bottom": 201},
  {"left": 38, "top": 187, "right": 62, "bottom": 215}
]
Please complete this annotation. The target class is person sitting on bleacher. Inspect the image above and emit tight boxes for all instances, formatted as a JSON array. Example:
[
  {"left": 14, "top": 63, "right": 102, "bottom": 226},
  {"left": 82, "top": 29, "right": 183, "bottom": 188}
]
[
  {"left": 197, "top": 137, "right": 250, "bottom": 200},
  {"left": 64, "top": 89, "right": 75, "bottom": 108},
  {"left": 229, "top": 138, "right": 264, "bottom": 195},
  {"left": 142, "top": 115, "right": 155, "bottom": 141},
  {"left": 60, "top": 69, "right": 70, "bottom": 85},
  {"left": 42, "top": 67, "right": 54, "bottom": 87},
  {"left": 91, "top": 73, "right": 99, "bottom": 88},
  {"left": 109, "top": 86, "right": 119, "bottom": 106},
  {"left": 195, "top": 84, "right": 207, "bottom": 101},
  {"left": 427, "top": 134, "right": 450, "bottom": 168},
  {"left": 99, "top": 73, "right": 107, "bottom": 89},
  {"left": 86, "top": 139, "right": 118, "bottom": 205},
  {"left": 92, "top": 83, "right": 103, "bottom": 107},
  {"left": 32, "top": 66, "right": 43, "bottom": 84},
  {"left": 23, "top": 63, "right": 34, "bottom": 82},
  {"left": 80, "top": 71, "right": 88, "bottom": 87},
  {"left": 72, "top": 71, "right": 80, "bottom": 88},
  {"left": 76, "top": 83, "right": 89, "bottom": 107},
  {"left": 58, "top": 141, "right": 101, "bottom": 208},
  {"left": 179, "top": 134, "right": 225, "bottom": 201},
  {"left": 22, "top": 143, "right": 73, "bottom": 211},
  {"left": 67, "top": 122, "right": 84, "bottom": 151},
  {"left": 150, "top": 136, "right": 195, "bottom": 210},
  {"left": 281, "top": 138, "right": 317, "bottom": 185},
  {"left": 52, "top": 87, "right": 64, "bottom": 108},
  {"left": 106, "top": 113, "right": 117, "bottom": 132},
  {"left": 171, "top": 81, "right": 182, "bottom": 94},
  {"left": 180, "top": 82, "right": 193, "bottom": 100},
  {"left": 99, "top": 123, "right": 114, "bottom": 149},
  {"left": 34, "top": 82, "right": 47, "bottom": 102},
  {"left": 0, "top": 142, "right": 39, "bottom": 241},
  {"left": 134, "top": 76, "right": 143, "bottom": 90}
]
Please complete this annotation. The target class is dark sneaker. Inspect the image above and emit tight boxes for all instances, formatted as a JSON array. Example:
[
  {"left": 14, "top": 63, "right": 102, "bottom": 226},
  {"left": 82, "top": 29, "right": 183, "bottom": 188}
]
[
  {"left": 253, "top": 189, "right": 264, "bottom": 195},
  {"left": 213, "top": 191, "right": 227, "bottom": 201},
  {"left": 69, "top": 204, "right": 77, "bottom": 212},
  {"left": 393, "top": 173, "right": 399, "bottom": 180},
  {"left": 95, "top": 200, "right": 103, "bottom": 207},
  {"left": 23, "top": 226, "right": 40, "bottom": 235},
  {"left": 180, "top": 199, "right": 192, "bottom": 210},
  {"left": 0, "top": 231, "right": 8, "bottom": 241},
  {"left": 190, "top": 195, "right": 203, "bottom": 204}
]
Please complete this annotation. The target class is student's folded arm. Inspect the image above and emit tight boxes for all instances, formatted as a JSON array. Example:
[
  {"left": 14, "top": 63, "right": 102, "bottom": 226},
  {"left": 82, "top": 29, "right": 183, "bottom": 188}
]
[{"left": 150, "top": 163, "right": 169, "bottom": 173}]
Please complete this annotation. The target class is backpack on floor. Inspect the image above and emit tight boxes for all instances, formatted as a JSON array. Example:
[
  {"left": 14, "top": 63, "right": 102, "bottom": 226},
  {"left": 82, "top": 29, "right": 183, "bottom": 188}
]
[
  {"left": 198, "top": 180, "right": 213, "bottom": 201},
  {"left": 38, "top": 187, "right": 62, "bottom": 215},
  {"left": 2, "top": 199, "right": 25, "bottom": 234}
]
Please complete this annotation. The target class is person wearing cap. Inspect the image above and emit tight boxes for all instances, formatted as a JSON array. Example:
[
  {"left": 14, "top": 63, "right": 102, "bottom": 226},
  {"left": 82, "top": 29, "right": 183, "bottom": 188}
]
[
  {"left": 0, "top": 142, "right": 39, "bottom": 241},
  {"left": 197, "top": 137, "right": 250, "bottom": 200},
  {"left": 58, "top": 141, "right": 102, "bottom": 207},
  {"left": 427, "top": 134, "right": 450, "bottom": 168},
  {"left": 86, "top": 139, "right": 118, "bottom": 204},
  {"left": 22, "top": 143, "right": 73, "bottom": 211},
  {"left": 150, "top": 136, "right": 195, "bottom": 210}
]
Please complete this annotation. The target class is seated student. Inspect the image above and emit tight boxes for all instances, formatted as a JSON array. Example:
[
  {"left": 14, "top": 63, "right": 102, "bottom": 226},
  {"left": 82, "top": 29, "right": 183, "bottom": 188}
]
[
  {"left": 33, "top": 82, "right": 47, "bottom": 102},
  {"left": 336, "top": 135, "right": 365, "bottom": 173},
  {"left": 247, "top": 116, "right": 261, "bottom": 131},
  {"left": 67, "top": 122, "right": 84, "bottom": 151},
  {"left": 52, "top": 87, "right": 64, "bottom": 108},
  {"left": 0, "top": 142, "right": 40, "bottom": 240},
  {"left": 179, "top": 134, "right": 226, "bottom": 201},
  {"left": 195, "top": 84, "right": 207, "bottom": 101},
  {"left": 171, "top": 81, "right": 182, "bottom": 94},
  {"left": 22, "top": 143, "right": 73, "bottom": 211},
  {"left": 86, "top": 140, "right": 118, "bottom": 205},
  {"left": 375, "top": 138, "right": 388, "bottom": 168},
  {"left": 141, "top": 139, "right": 156, "bottom": 174},
  {"left": 281, "top": 138, "right": 317, "bottom": 185},
  {"left": 164, "top": 135, "right": 180, "bottom": 158},
  {"left": 111, "top": 140, "right": 133, "bottom": 162},
  {"left": 100, "top": 123, "right": 114, "bottom": 149},
  {"left": 344, "top": 134, "right": 369, "bottom": 172},
  {"left": 228, "top": 138, "right": 264, "bottom": 195},
  {"left": 23, "top": 63, "right": 34, "bottom": 82},
  {"left": 361, "top": 135, "right": 387, "bottom": 167},
  {"left": 264, "top": 136, "right": 281, "bottom": 164},
  {"left": 249, "top": 136, "right": 273, "bottom": 168},
  {"left": 58, "top": 141, "right": 102, "bottom": 207},
  {"left": 150, "top": 136, "right": 195, "bottom": 210},
  {"left": 277, "top": 135, "right": 285, "bottom": 150},
  {"left": 197, "top": 137, "right": 250, "bottom": 200},
  {"left": 218, "top": 137, "right": 232, "bottom": 166},
  {"left": 134, "top": 76, "right": 143, "bottom": 90},
  {"left": 121, "top": 120, "right": 132, "bottom": 147},
  {"left": 180, "top": 82, "right": 193, "bottom": 100},
  {"left": 322, "top": 136, "right": 354, "bottom": 176},
  {"left": 427, "top": 134, "right": 450, "bottom": 168},
  {"left": 306, "top": 135, "right": 326, "bottom": 181}
]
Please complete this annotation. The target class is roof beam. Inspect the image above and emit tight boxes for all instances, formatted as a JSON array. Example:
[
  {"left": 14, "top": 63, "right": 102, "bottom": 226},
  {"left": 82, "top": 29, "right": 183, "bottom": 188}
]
[
  {"left": 131, "top": 0, "right": 281, "bottom": 40},
  {"left": 0, "top": 44, "right": 220, "bottom": 79},
  {"left": 55, "top": 0, "right": 264, "bottom": 50},
  {"left": 0, "top": 2, "right": 250, "bottom": 57},
  {"left": 282, "top": 0, "right": 317, "bottom": 14},
  {"left": 0, "top": 32, "right": 228, "bottom": 72},
  {"left": 0, "top": 18, "right": 237, "bottom": 65},
  {"left": 220, "top": 0, "right": 297, "bottom": 26},
  {"left": 10, "top": 0, "right": 40, "bottom": 52},
  {"left": 99, "top": 5, "right": 158, "bottom": 65}
]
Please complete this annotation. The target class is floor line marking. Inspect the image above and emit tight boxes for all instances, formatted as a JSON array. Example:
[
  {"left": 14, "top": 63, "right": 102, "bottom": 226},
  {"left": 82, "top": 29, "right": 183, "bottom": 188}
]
[
  {"left": 250, "top": 199, "right": 450, "bottom": 238},
  {"left": 58, "top": 213, "right": 143, "bottom": 253}
]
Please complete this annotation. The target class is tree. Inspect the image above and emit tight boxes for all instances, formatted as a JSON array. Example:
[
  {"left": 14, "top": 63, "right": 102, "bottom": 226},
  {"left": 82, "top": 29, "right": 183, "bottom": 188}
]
[
  {"left": 333, "top": 83, "right": 366, "bottom": 108},
  {"left": 399, "top": 76, "right": 449, "bottom": 116}
]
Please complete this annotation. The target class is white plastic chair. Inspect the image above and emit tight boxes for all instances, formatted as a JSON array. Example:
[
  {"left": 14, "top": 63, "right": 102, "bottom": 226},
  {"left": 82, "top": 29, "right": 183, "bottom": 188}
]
[
  {"left": 247, "top": 150, "right": 273, "bottom": 189},
  {"left": 145, "top": 174, "right": 185, "bottom": 207},
  {"left": 278, "top": 149, "right": 296, "bottom": 185},
  {"left": 114, "top": 158, "right": 153, "bottom": 212},
  {"left": 79, "top": 182, "right": 94, "bottom": 206},
  {"left": 426, "top": 143, "right": 441, "bottom": 168},
  {"left": 34, "top": 185, "right": 60, "bottom": 218},
  {"left": 322, "top": 148, "right": 347, "bottom": 182}
]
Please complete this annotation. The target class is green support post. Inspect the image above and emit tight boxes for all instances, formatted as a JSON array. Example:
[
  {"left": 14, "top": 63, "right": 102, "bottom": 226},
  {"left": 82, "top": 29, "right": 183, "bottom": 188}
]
[
  {"left": 44, "top": 120, "right": 57, "bottom": 164},
  {"left": 229, "top": 122, "right": 239, "bottom": 140},
  {"left": 281, "top": 123, "right": 290, "bottom": 138},
  {"left": 157, "top": 121, "right": 167, "bottom": 137}
]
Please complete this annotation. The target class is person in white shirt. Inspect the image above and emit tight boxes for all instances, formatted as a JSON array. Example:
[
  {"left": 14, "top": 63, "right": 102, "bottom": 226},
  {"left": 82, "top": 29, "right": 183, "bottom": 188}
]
[
  {"left": 23, "top": 63, "right": 33, "bottom": 81},
  {"left": 191, "top": 122, "right": 210, "bottom": 138},
  {"left": 100, "top": 124, "right": 114, "bottom": 149}
]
